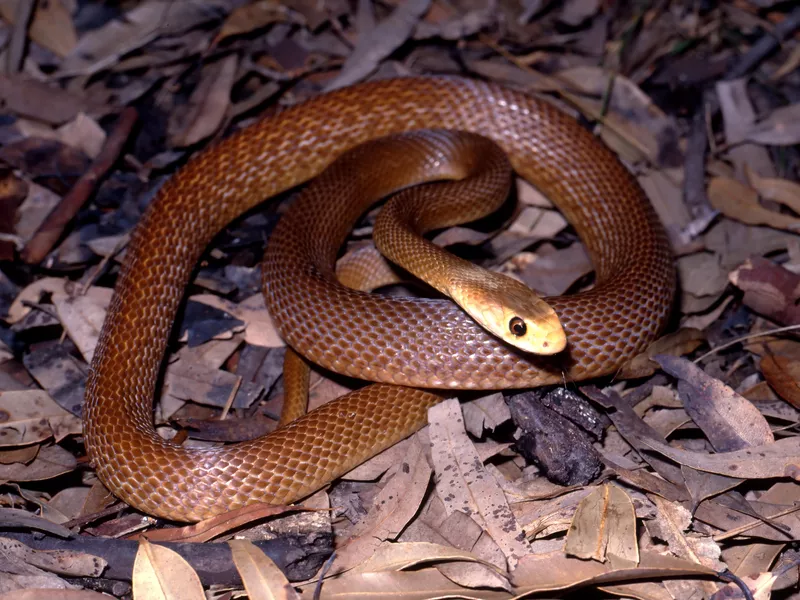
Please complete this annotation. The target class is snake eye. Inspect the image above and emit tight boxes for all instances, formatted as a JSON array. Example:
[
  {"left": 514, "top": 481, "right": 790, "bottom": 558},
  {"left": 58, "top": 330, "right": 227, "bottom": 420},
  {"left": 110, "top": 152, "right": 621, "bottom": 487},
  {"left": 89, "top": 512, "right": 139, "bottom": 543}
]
[{"left": 509, "top": 317, "right": 527, "bottom": 337}]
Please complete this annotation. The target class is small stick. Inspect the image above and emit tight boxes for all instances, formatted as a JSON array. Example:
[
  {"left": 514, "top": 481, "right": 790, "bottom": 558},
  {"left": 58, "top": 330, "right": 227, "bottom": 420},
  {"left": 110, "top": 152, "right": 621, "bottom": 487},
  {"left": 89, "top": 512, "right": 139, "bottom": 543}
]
[
  {"left": 725, "top": 6, "right": 800, "bottom": 80},
  {"left": 20, "top": 107, "right": 139, "bottom": 265}
]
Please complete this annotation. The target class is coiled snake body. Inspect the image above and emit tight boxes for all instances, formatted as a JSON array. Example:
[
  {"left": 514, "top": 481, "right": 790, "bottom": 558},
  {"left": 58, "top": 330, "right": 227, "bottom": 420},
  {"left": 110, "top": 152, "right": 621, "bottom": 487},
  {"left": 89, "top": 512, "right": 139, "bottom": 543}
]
[{"left": 84, "top": 77, "right": 674, "bottom": 522}]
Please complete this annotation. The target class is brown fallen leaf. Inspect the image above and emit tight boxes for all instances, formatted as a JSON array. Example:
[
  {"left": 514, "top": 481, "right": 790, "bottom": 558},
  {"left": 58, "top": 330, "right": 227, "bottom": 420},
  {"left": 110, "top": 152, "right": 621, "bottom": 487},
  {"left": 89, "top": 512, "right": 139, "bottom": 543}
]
[
  {"left": 708, "top": 177, "right": 800, "bottom": 232},
  {"left": 745, "top": 164, "right": 800, "bottom": 214},
  {"left": 565, "top": 484, "right": 638, "bottom": 566},
  {"left": 428, "top": 399, "right": 531, "bottom": 569},
  {"left": 519, "top": 242, "right": 592, "bottom": 297},
  {"left": 729, "top": 257, "right": 800, "bottom": 325},
  {"left": 52, "top": 286, "right": 113, "bottom": 363},
  {"left": 229, "top": 539, "right": 300, "bottom": 600},
  {"left": 511, "top": 550, "right": 717, "bottom": 593},
  {"left": 761, "top": 355, "right": 800, "bottom": 408},
  {"left": 0, "top": 444, "right": 76, "bottom": 482},
  {"left": 655, "top": 355, "right": 774, "bottom": 451},
  {"left": 324, "top": 0, "right": 432, "bottom": 91},
  {"left": 169, "top": 54, "right": 238, "bottom": 147},
  {"left": 637, "top": 435, "right": 800, "bottom": 480},
  {"left": 0, "top": 590, "right": 111, "bottom": 600},
  {"left": 0, "top": 390, "right": 81, "bottom": 445},
  {"left": 0, "top": 535, "right": 106, "bottom": 578},
  {"left": 619, "top": 328, "right": 705, "bottom": 379},
  {"left": 461, "top": 393, "right": 510, "bottom": 437},
  {"left": 215, "top": 1, "right": 295, "bottom": 44},
  {"left": 647, "top": 496, "right": 723, "bottom": 599},
  {"left": 352, "top": 541, "right": 500, "bottom": 574},
  {"left": 59, "top": 0, "right": 228, "bottom": 76},
  {"left": 309, "top": 567, "right": 508, "bottom": 599},
  {"left": 0, "top": 0, "right": 77, "bottom": 57},
  {"left": 332, "top": 435, "right": 432, "bottom": 574},
  {"left": 740, "top": 103, "right": 800, "bottom": 146},
  {"left": 192, "top": 293, "right": 284, "bottom": 348},
  {"left": 132, "top": 538, "right": 205, "bottom": 600}
]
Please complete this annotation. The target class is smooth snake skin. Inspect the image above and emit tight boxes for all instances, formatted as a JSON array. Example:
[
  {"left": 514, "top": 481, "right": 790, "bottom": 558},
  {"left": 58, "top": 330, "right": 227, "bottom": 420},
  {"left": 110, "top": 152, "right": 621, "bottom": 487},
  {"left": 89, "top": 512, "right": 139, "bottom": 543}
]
[{"left": 83, "top": 77, "right": 675, "bottom": 521}]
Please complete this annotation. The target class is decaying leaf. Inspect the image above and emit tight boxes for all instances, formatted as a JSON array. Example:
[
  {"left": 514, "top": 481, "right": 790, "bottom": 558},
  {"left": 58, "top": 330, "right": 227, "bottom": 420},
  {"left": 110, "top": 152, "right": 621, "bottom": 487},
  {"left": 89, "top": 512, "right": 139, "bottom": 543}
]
[
  {"left": 709, "top": 177, "right": 800, "bottom": 232},
  {"left": 332, "top": 435, "right": 432, "bottom": 574},
  {"left": 564, "top": 484, "right": 638, "bottom": 566},
  {"left": 729, "top": 257, "right": 800, "bottom": 325},
  {"left": 132, "top": 538, "right": 205, "bottom": 600},
  {"left": 638, "top": 435, "right": 800, "bottom": 480},
  {"left": 655, "top": 355, "right": 774, "bottom": 451},
  {"left": 619, "top": 329, "right": 705, "bottom": 379},
  {"left": 229, "top": 539, "right": 300, "bottom": 600},
  {"left": 428, "top": 399, "right": 531, "bottom": 569},
  {"left": 761, "top": 355, "right": 800, "bottom": 408}
]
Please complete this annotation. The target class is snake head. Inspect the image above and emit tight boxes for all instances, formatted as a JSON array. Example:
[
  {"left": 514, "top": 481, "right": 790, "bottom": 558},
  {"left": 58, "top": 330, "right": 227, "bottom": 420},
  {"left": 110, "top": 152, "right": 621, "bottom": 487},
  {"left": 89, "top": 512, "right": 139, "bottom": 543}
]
[{"left": 450, "top": 273, "right": 566, "bottom": 355}]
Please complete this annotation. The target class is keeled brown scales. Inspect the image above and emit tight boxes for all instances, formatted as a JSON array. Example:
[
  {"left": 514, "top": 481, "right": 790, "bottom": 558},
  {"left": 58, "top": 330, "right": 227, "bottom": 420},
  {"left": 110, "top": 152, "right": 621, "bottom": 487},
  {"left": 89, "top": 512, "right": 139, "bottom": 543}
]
[{"left": 84, "top": 77, "right": 674, "bottom": 522}]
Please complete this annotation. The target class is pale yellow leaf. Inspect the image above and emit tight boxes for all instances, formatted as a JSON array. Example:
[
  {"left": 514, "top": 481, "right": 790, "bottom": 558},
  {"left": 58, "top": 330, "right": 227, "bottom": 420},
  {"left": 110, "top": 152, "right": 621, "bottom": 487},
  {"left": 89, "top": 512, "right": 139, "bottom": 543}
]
[
  {"left": 229, "top": 539, "right": 299, "bottom": 600},
  {"left": 132, "top": 538, "right": 204, "bottom": 600}
]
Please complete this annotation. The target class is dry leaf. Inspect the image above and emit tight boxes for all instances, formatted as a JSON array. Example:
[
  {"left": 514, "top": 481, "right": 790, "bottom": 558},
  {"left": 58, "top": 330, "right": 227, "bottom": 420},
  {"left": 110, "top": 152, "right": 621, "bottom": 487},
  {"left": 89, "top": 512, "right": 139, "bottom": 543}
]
[
  {"left": 0, "top": 536, "right": 106, "bottom": 577},
  {"left": 60, "top": 0, "right": 225, "bottom": 76},
  {"left": 647, "top": 496, "right": 722, "bottom": 598},
  {"left": 216, "top": 1, "right": 293, "bottom": 43},
  {"left": 332, "top": 435, "right": 432, "bottom": 574},
  {"left": 309, "top": 567, "right": 505, "bottom": 599},
  {"left": 461, "top": 393, "right": 510, "bottom": 437},
  {"left": 638, "top": 435, "right": 800, "bottom": 480},
  {"left": 619, "top": 329, "right": 705, "bottom": 379},
  {"left": 0, "top": 590, "right": 111, "bottom": 600},
  {"left": 741, "top": 103, "right": 800, "bottom": 146},
  {"left": 565, "top": 484, "right": 638, "bottom": 565},
  {"left": 0, "top": 0, "right": 77, "bottom": 57},
  {"left": 0, "top": 390, "right": 81, "bottom": 445},
  {"left": 229, "top": 539, "right": 300, "bottom": 600},
  {"left": 353, "top": 541, "right": 500, "bottom": 574},
  {"left": 0, "top": 444, "right": 76, "bottom": 481},
  {"left": 729, "top": 257, "right": 800, "bottom": 325},
  {"left": 325, "top": 0, "right": 432, "bottom": 91},
  {"left": 709, "top": 177, "right": 800, "bottom": 232},
  {"left": 132, "top": 538, "right": 205, "bottom": 600},
  {"left": 745, "top": 165, "right": 800, "bottom": 213},
  {"left": 655, "top": 355, "right": 774, "bottom": 450},
  {"left": 170, "top": 54, "right": 238, "bottom": 147},
  {"left": 761, "top": 355, "right": 800, "bottom": 408},
  {"left": 53, "top": 287, "right": 113, "bottom": 363},
  {"left": 519, "top": 242, "right": 591, "bottom": 296},
  {"left": 192, "top": 293, "right": 284, "bottom": 348},
  {"left": 512, "top": 550, "right": 717, "bottom": 593},
  {"left": 428, "top": 399, "right": 531, "bottom": 569}
]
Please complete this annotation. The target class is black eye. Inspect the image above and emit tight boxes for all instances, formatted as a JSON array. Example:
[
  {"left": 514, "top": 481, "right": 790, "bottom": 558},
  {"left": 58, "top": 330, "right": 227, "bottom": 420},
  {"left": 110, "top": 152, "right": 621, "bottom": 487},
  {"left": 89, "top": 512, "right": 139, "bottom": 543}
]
[{"left": 509, "top": 317, "right": 526, "bottom": 337}]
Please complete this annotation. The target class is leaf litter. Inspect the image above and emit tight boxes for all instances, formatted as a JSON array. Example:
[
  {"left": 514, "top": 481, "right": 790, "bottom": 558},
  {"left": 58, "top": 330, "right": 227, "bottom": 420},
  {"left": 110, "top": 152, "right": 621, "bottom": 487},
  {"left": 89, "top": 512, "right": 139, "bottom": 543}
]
[{"left": 0, "top": 0, "right": 799, "bottom": 598}]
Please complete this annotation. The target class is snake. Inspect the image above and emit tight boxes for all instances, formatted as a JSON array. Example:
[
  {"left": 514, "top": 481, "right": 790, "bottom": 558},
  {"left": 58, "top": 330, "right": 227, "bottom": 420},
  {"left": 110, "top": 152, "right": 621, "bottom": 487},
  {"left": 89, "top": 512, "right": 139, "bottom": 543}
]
[{"left": 83, "top": 77, "right": 675, "bottom": 522}]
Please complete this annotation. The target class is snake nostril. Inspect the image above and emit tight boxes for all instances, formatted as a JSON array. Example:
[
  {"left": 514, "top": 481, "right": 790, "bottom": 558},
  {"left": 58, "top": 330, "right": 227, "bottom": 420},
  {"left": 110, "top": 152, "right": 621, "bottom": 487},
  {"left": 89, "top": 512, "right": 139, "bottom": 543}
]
[{"left": 509, "top": 317, "right": 526, "bottom": 337}]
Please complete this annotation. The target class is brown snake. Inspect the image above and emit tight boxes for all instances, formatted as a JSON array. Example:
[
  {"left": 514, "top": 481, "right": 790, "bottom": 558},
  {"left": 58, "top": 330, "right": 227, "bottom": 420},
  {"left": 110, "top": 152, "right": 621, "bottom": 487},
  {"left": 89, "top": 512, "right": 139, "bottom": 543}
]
[{"left": 84, "top": 77, "right": 675, "bottom": 522}]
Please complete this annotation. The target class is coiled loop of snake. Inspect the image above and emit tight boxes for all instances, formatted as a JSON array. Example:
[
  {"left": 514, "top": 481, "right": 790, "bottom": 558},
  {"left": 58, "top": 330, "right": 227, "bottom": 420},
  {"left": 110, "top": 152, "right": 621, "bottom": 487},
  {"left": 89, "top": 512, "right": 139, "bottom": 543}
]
[{"left": 84, "top": 77, "right": 674, "bottom": 522}]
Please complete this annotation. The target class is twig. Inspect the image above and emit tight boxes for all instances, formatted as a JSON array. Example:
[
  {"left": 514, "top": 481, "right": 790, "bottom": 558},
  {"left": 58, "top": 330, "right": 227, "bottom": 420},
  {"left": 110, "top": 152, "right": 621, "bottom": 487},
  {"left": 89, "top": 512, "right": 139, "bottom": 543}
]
[
  {"left": 693, "top": 324, "right": 800, "bottom": 363},
  {"left": 20, "top": 107, "right": 138, "bottom": 265},
  {"left": 219, "top": 375, "right": 243, "bottom": 420},
  {"left": 725, "top": 6, "right": 800, "bottom": 80}
]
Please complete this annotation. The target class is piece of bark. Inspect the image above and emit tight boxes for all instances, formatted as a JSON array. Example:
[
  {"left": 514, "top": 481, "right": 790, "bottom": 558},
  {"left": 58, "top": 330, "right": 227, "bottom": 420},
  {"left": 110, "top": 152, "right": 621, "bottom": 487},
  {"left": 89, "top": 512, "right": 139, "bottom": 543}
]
[{"left": 506, "top": 391, "right": 602, "bottom": 486}]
